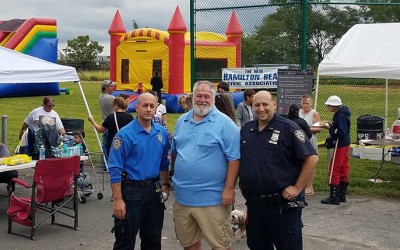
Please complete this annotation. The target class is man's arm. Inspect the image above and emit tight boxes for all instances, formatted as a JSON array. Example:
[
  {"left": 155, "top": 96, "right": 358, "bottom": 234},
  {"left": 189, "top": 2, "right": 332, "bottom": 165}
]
[
  {"left": 282, "top": 155, "right": 318, "bottom": 200},
  {"left": 111, "top": 183, "right": 126, "bottom": 220},
  {"left": 310, "top": 111, "right": 322, "bottom": 134},
  {"left": 222, "top": 159, "right": 240, "bottom": 206}
]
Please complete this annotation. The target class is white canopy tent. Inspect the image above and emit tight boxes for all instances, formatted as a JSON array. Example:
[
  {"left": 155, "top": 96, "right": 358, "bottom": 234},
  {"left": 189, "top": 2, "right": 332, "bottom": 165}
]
[
  {"left": 0, "top": 46, "right": 106, "bottom": 166},
  {"left": 315, "top": 23, "right": 400, "bottom": 129}
]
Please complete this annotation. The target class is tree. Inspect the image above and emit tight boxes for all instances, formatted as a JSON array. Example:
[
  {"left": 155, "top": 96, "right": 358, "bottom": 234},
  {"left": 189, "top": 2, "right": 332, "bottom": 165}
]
[
  {"left": 132, "top": 19, "right": 139, "bottom": 29},
  {"left": 63, "top": 35, "right": 103, "bottom": 70}
]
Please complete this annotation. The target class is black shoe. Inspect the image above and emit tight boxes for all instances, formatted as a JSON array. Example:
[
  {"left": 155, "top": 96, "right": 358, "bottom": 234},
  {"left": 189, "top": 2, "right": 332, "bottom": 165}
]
[
  {"left": 321, "top": 185, "right": 340, "bottom": 205},
  {"left": 339, "top": 182, "right": 349, "bottom": 202}
]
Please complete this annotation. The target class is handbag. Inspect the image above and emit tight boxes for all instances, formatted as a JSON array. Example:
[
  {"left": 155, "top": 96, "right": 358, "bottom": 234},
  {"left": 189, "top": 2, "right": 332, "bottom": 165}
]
[{"left": 324, "top": 137, "right": 336, "bottom": 149}]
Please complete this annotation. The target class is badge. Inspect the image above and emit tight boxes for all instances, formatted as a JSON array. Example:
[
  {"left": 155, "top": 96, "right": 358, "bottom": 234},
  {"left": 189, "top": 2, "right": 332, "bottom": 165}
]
[
  {"left": 113, "top": 137, "right": 123, "bottom": 150},
  {"left": 157, "top": 134, "right": 163, "bottom": 143},
  {"left": 294, "top": 130, "right": 306, "bottom": 143},
  {"left": 269, "top": 130, "right": 280, "bottom": 144}
]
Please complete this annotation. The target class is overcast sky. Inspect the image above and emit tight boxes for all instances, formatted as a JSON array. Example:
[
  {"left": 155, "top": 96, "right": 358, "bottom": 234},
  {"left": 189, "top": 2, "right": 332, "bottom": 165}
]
[{"left": 1, "top": 0, "right": 190, "bottom": 55}]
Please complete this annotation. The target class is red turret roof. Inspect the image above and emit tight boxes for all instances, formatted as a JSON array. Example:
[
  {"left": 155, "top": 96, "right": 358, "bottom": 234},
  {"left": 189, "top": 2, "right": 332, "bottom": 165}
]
[
  {"left": 108, "top": 10, "right": 126, "bottom": 34},
  {"left": 167, "top": 6, "right": 187, "bottom": 33},
  {"left": 225, "top": 12, "right": 243, "bottom": 36}
]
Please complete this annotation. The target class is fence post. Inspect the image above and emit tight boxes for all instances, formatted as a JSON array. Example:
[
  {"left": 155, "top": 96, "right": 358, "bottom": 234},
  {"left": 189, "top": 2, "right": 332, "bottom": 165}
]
[
  {"left": 300, "top": 0, "right": 308, "bottom": 70},
  {"left": 2, "top": 115, "right": 7, "bottom": 145}
]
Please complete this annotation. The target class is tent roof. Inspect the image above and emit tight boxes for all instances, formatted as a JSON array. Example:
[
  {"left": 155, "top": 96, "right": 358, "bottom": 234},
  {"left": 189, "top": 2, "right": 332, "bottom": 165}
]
[
  {"left": 318, "top": 23, "right": 400, "bottom": 80},
  {"left": 0, "top": 46, "right": 79, "bottom": 83}
]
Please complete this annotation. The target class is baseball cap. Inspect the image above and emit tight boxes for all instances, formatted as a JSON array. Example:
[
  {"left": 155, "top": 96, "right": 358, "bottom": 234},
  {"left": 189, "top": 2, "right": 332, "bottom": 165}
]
[
  {"left": 101, "top": 80, "right": 116, "bottom": 89},
  {"left": 325, "top": 95, "right": 342, "bottom": 106}
]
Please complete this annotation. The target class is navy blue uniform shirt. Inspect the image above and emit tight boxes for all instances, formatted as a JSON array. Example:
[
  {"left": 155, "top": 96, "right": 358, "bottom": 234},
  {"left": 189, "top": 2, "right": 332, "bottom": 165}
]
[{"left": 239, "top": 114, "right": 316, "bottom": 196}]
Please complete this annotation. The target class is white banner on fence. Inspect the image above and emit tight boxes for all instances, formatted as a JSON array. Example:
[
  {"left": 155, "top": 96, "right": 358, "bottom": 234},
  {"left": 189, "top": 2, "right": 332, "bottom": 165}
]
[{"left": 221, "top": 67, "right": 278, "bottom": 89}]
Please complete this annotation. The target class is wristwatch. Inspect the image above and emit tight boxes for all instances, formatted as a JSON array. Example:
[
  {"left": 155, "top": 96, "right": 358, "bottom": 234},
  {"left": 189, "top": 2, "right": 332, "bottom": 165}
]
[{"left": 162, "top": 183, "right": 171, "bottom": 188}]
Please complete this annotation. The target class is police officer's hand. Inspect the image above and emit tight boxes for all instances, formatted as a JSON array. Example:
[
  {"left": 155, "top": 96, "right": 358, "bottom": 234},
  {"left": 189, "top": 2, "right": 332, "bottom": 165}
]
[
  {"left": 113, "top": 198, "right": 126, "bottom": 220},
  {"left": 162, "top": 185, "right": 169, "bottom": 201},
  {"left": 282, "top": 186, "right": 300, "bottom": 201},
  {"left": 222, "top": 187, "right": 235, "bottom": 206}
]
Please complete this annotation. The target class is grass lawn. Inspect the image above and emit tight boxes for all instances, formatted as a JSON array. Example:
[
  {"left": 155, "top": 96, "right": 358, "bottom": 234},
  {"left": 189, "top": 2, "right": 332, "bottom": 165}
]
[{"left": 1, "top": 81, "right": 400, "bottom": 198}]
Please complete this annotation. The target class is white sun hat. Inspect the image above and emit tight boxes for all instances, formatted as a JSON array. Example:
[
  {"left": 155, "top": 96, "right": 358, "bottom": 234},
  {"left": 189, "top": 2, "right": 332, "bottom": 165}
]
[{"left": 324, "top": 95, "right": 342, "bottom": 106}]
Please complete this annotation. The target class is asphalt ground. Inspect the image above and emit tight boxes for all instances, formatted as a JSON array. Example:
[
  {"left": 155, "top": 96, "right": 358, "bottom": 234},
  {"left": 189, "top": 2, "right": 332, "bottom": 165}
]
[{"left": 1, "top": 167, "right": 400, "bottom": 250}]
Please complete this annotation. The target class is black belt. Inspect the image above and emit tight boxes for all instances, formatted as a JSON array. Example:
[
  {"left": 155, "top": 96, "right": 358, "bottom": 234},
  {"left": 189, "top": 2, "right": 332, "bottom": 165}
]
[{"left": 124, "top": 176, "right": 159, "bottom": 187}]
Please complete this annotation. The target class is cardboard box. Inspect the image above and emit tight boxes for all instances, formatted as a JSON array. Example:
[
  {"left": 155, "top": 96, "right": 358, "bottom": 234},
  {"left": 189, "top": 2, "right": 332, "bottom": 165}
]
[{"left": 352, "top": 147, "right": 391, "bottom": 161}]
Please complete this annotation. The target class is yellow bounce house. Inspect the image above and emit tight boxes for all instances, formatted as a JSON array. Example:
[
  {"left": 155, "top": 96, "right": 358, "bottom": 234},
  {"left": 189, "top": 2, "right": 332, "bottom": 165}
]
[{"left": 108, "top": 6, "right": 243, "bottom": 95}]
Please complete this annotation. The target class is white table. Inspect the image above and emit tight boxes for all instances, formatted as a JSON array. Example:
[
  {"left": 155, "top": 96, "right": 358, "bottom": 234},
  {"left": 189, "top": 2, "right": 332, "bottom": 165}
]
[{"left": 0, "top": 156, "right": 89, "bottom": 173}]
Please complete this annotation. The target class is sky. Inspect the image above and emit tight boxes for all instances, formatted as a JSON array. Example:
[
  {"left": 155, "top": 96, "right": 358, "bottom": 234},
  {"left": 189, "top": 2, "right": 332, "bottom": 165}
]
[{"left": 1, "top": 0, "right": 190, "bottom": 55}]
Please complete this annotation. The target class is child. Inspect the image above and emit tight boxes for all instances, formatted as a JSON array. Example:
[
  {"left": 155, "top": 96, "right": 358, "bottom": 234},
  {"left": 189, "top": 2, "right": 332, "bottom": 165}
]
[
  {"left": 73, "top": 132, "right": 87, "bottom": 155},
  {"left": 73, "top": 132, "right": 87, "bottom": 173}
]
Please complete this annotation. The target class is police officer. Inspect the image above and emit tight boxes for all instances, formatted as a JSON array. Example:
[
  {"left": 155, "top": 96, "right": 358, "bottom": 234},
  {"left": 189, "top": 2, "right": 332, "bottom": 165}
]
[
  {"left": 108, "top": 93, "right": 170, "bottom": 250},
  {"left": 239, "top": 91, "right": 318, "bottom": 250}
]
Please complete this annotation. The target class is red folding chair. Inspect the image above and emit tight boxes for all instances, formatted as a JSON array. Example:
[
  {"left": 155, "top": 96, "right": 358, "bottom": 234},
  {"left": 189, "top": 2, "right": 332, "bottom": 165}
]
[{"left": 7, "top": 156, "right": 80, "bottom": 240}]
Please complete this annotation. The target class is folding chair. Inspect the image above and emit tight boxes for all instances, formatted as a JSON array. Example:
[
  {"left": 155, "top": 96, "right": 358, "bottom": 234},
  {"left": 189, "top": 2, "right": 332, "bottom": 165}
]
[{"left": 7, "top": 156, "right": 80, "bottom": 240}]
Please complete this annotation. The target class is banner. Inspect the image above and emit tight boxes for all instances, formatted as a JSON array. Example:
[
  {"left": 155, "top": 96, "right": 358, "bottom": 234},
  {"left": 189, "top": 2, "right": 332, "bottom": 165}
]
[{"left": 221, "top": 67, "right": 278, "bottom": 89}]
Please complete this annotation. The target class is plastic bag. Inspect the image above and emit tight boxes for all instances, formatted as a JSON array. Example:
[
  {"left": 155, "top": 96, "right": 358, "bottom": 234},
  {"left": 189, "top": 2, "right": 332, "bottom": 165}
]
[{"left": 2, "top": 154, "right": 32, "bottom": 166}]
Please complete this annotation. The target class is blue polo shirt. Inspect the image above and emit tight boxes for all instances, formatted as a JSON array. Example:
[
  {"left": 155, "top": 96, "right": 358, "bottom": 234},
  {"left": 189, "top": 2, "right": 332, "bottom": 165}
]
[
  {"left": 108, "top": 119, "right": 170, "bottom": 184},
  {"left": 171, "top": 107, "right": 240, "bottom": 206}
]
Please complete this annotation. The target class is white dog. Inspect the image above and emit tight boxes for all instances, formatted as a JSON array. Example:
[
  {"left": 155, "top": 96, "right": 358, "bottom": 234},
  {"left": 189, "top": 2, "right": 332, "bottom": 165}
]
[{"left": 231, "top": 209, "right": 247, "bottom": 241}]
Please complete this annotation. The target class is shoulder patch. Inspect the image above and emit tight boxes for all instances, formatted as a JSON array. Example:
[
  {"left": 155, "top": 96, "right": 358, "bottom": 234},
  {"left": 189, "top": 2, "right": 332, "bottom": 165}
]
[
  {"left": 294, "top": 130, "right": 306, "bottom": 143},
  {"left": 157, "top": 133, "right": 163, "bottom": 143},
  {"left": 113, "top": 137, "right": 123, "bottom": 150}
]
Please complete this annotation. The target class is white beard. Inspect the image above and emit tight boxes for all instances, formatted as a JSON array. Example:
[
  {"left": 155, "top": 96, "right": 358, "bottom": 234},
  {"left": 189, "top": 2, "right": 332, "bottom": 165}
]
[{"left": 193, "top": 103, "right": 213, "bottom": 117}]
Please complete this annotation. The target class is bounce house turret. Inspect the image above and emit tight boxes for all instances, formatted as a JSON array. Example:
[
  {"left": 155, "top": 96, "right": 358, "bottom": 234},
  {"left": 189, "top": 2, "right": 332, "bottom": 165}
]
[
  {"left": 167, "top": 6, "right": 187, "bottom": 94},
  {"left": 225, "top": 12, "right": 243, "bottom": 67},
  {"left": 108, "top": 10, "right": 126, "bottom": 82}
]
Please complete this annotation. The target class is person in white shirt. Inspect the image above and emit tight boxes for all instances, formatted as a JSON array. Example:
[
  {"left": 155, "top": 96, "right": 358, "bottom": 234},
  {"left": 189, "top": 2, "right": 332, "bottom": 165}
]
[
  {"left": 150, "top": 91, "right": 168, "bottom": 124},
  {"left": 19, "top": 96, "right": 65, "bottom": 139},
  {"left": 299, "top": 95, "right": 322, "bottom": 195}
]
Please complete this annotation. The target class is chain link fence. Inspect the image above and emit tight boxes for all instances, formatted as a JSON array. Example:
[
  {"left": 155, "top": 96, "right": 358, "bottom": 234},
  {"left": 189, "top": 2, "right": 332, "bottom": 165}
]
[{"left": 193, "top": 0, "right": 400, "bottom": 142}]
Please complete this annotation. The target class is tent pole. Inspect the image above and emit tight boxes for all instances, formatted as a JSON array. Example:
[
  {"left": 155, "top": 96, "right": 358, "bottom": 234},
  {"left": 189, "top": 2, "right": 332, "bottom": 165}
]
[
  {"left": 76, "top": 81, "right": 109, "bottom": 171},
  {"left": 385, "top": 79, "right": 388, "bottom": 131},
  {"left": 314, "top": 75, "right": 320, "bottom": 110}
]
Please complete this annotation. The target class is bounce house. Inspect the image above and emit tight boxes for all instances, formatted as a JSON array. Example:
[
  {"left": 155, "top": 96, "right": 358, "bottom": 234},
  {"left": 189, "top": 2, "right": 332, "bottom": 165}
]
[
  {"left": 108, "top": 6, "right": 243, "bottom": 112},
  {"left": 0, "top": 18, "right": 60, "bottom": 98}
]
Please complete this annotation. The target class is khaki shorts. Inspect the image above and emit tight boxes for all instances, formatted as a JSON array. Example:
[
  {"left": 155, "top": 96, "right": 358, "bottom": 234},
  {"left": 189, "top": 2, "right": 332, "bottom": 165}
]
[{"left": 173, "top": 202, "right": 233, "bottom": 249}]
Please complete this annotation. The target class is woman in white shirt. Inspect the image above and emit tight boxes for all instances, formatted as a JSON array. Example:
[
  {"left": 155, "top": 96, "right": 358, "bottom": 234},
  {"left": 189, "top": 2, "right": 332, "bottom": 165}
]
[
  {"left": 299, "top": 95, "right": 322, "bottom": 195},
  {"left": 150, "top": 91, "right": 168, "bottom": 124}
]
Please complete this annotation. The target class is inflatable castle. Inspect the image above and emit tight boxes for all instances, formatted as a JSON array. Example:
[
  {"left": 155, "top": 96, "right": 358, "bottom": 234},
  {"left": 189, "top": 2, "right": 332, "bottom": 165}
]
[
  {"left": 108, "top": 6, "right": 243, "bottom": 112},
  {"left": 0, "top": 18, "right": 60, "bottom": 98}
]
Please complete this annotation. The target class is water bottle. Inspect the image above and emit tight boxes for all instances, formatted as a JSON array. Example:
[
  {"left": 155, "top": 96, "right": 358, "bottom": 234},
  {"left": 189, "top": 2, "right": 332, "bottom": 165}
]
[{"left": 39, "top": 145, "right": 46, "bottom": 160}]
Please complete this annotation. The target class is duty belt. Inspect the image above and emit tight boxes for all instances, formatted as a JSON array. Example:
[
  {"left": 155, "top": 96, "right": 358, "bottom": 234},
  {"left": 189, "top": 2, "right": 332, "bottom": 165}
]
[{"left": 124, "top": 176, "right": 160, "bottom": 187}]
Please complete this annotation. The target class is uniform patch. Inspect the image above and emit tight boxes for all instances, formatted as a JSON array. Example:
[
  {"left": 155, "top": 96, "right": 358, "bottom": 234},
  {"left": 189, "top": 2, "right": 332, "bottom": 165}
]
[
  {"left": 157, "top": 134, "right": 163, "bottom": 143},
  {"left": 294, "top": 130, "right": 306, "bottom": 143},
  {"left": 269, "top": 130, "right": 280, "bottom": 144},
  {"left": 113, "top": 137, "right": 123, "bottom": 150}
]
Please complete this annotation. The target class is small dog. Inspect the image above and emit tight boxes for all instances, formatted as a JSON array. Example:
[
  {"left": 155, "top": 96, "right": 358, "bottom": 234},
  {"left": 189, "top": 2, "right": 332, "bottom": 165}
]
[{"left": 231, "top": 209, "right": 247, "bottom": 241}]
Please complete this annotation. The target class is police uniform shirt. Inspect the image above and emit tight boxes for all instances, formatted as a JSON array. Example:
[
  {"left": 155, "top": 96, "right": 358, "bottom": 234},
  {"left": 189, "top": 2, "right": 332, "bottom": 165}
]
[
  {"left": 108, "top": 119, "right": 170, "bottom": 184},
  {"left": 239, "top": 114, "right": 316, "bottom": 196}
]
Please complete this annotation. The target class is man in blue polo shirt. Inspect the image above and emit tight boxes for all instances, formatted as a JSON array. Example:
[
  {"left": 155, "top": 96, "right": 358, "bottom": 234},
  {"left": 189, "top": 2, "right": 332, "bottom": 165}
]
[
  {"left": 171, "top": 80, "right": 240, "bottom": 250},
  {"left": 108, "top": 92, "right": 170, "bottom": 250}
]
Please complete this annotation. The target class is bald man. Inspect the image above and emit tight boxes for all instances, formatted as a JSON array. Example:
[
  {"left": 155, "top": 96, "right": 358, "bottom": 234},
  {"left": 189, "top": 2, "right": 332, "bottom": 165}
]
[
  {"left": 239, "top": 91, "right": 318, "bottom": 250},
  {"left": 108, "top": 93, "right": 170, "bottom": 250}
]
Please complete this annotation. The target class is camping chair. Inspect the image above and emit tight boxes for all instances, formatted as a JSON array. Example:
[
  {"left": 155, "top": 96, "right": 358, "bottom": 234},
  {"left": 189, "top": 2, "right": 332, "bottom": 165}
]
[{"left": 7, "top": 156, "right": 80, "bottom": 240}]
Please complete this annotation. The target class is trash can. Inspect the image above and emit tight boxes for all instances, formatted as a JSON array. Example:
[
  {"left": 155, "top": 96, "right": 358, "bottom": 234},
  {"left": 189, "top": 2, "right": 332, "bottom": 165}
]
[
  {"left": 357, "top": 115, "right": 384, "bottom": 142},
  {"left": 61, "top": 118, "right": 85, "bottom": 138}
]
